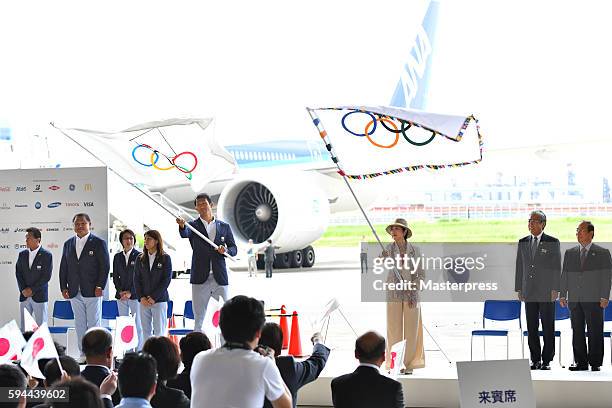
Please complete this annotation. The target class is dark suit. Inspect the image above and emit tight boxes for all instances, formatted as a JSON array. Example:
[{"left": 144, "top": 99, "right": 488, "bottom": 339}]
[
  {"left": 263, "top": 343, "right": 330, "bottom": 408},
  {"left": 112, "top": 249, "right": 141, "bottom": 300},
  {"left": 16, "top": 247, "right": 53, "bottom": 302},
  {"left": 134, "top": 253, "right": 172, "bottom": 303},
  {"left": 81, "top": 364, "right": 121, "bottom": 406},
  {"left": 515, "top": 233, "right": 561, "bottom": 364},
  {"left": 150, "top": 381, "right": 190, "bottom": 408},
  {"left": 59, "top": 234, "right": 110, "bottom": 298},
  {"left": 179, "top": 218, "right": 237, "bottom": 285},
  {"left": 331, "top": 365, "right": 404, "bottom": 408},
  {"left": 560, "top": 243, "right": 612, "bottom": 367},
  {"left": 166, "top": 370, "right": 191, "bottom": 399}
]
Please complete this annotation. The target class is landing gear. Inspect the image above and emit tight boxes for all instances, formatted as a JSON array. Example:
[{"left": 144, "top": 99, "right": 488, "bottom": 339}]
[
  {"left": 256, "top": 246, "right": 316, "bottom": 269},
  {"left": 301, "top": 246, "right": 315, "bottom": 268}
]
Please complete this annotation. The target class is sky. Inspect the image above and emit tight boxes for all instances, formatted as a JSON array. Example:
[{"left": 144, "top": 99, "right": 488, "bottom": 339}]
[{"left": 1, "top": 0, "right": 611, "bottom": 151}]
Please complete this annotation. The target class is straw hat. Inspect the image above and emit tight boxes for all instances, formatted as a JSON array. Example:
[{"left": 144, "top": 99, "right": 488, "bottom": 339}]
[{"left": 385, "top": 218, "right": 412, "bottom": 239}]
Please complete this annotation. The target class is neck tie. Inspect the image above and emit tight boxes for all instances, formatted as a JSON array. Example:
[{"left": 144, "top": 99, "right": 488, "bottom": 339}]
[
  {"left": 531, "top": 236, "right": 538, "bottom": 259},
  {"left": 580, "top": 247, "right": 587, "bottom": 269}
]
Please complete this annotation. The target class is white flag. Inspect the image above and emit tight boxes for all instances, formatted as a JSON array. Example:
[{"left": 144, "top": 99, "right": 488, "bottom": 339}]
[
  {"left": 387, "top": 340, "right": 406, "bottom": 380},
  {"left": 23, "top": 308, "right": 39, "bottom": 332},
  {"left": 114, "top": 315, "right": 139, "bottom": 354},
  {"left": 202, "top": 296, "right": 223, "bottom": 341},
  {"left": 316, "top": 298, "right": 340, "bottom": 329},
  {"left": 20, "top": 323, "right": 58, "bottom": 379},
  {"left": 0, "top": 320, "right": 26, "bottom": 364}
]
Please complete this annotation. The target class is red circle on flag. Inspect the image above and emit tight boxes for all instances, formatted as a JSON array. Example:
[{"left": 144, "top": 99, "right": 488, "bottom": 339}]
[
  {"left": 32, "top": 337, "right": 45, "bottom": 358},
  {"left": 0, "top": 338, "right": 10, "bottom": 356},
  {"left": 212, "top": 311, "right": 220, "bottom": 328},
  {"left": 121, "top": 326, "right": 134, "bottom": 343},
  {"left": 390, "top": 351, "right": 397, "bottom": 369}
]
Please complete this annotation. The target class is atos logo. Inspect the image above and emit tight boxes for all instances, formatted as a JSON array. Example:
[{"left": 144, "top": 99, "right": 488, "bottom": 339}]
[
  {"left": 69, "top": 184, "right": 76, "bottom": 191},
  {"left": 14, "top": 227, "right": 26, "bottom": 233},
  {"left": 35, "top": 202, "right": 42, "bottom": 209},
  {"left": 49, "top": 185, "right": 60, "bottom": 191},
  {"left": 46, "top": 243, "right": 59, "bottom": 249},
  {"left": 14, "top": 244, "right": 27, "bottom": 250},
  {"left": 83, "top": 202, "right": 94, "bottom": 207},
  {"left": 46, "top": 227, "right": 59, "bottom": 232},
  {"left": 65, "top": 202, "right": 80, "bottom": 207},
  {"left": 0, "top": 187, "right": 10, "bottom": 192},
  {"left": 15, "top": 186, "right": 26, "bottom": 192},
  {"left": 47, "top": 202, "right": 61, "bottom": 209}
]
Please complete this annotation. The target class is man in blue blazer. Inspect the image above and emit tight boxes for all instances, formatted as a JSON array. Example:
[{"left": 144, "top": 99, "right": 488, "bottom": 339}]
[
  {"left": 15, "top": 227, "right": 53, "bottom": 331},
  {"left": 112, "top": 228, "right": 143, "bottom": 349},
  {"left": 176, "top": 193, "right": 237, "bottom": 332},
  {"left": 59, "top": 213, "right": 110, "bottom": 355}
]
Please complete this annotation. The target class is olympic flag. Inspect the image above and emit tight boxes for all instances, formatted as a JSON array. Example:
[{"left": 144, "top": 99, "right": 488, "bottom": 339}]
[
  {"left": 51, "top": 118, "right": 238, "bottom": 192},
  {"left": 307, "top": 106, "right": 482, "bottom": 179}
]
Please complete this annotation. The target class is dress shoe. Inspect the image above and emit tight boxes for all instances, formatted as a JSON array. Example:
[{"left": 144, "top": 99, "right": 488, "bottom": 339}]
[
  {"left": 591, "top": 366, "right": 601, "bottom": 372},
  {"left": 530, "top": 362, "right": 541, "bottom": 370},
  {"left": 540, "top": 363, "right": 551, "bottom": 370},
  {"left": 568, "top": 364, "right": 588, "bottom": 371}
]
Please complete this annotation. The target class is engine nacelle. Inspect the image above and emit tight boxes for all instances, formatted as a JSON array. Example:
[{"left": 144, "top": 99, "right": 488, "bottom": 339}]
[{"left": 217, "top": 173, "right": 329, "bottom": 253}]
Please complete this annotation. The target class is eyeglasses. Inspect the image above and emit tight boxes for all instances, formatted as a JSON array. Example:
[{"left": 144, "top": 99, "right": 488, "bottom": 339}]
[{"left": 527, "top": 219, "right": 542, "bottom": 224}]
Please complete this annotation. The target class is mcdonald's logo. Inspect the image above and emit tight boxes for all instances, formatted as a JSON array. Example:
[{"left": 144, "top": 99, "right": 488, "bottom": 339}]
[{"left": 84, "top": 183, "right": 93, "bottom": 192}]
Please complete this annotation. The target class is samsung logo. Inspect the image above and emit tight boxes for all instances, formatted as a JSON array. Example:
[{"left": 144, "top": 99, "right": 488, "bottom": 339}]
[{"left": 47, "top": 202, "right": 61, "bottom": 209}]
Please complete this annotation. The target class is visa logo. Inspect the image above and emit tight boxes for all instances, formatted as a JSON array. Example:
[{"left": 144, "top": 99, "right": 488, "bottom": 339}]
[{"left": 83, "top": 202, "right": 94, "bottom": 207}]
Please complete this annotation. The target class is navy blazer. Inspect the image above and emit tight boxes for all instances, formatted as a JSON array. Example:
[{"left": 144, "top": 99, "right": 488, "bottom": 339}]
[
  {"left": 331, "top": 365, "right": 404, "bottom": 408},
  {"left": 15, "top": 247, "right": 53, "bottom": 302},
  {"left": 179, "top": 218, "right": 237, "bottom": 285},
  {"left": 112, "top": 249, "right": 141, "bottom": 300},
  {"left": 515, "top": 233, "right": 562, "bottom": 302},
  {"left": 59, "top": 234, "right": 110, "bottom": 298},
  {"left": 134, "top": 253, "right": 172, "bottom": 303}
]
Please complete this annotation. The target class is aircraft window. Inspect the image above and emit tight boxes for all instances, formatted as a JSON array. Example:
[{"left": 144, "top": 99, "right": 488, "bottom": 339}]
[{"left": 266, "top": 152, "right": 271, "bottom": 161}]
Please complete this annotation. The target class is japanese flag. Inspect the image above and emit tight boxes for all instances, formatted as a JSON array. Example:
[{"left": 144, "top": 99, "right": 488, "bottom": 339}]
[
  {"left": 0, "top": 320, "right": 26, "bottom": 364},
  {"left": 20, "top": 323, "right": 58, "bottom": 379},
  {"left": 23, "top": 308, "right": 39, "bottom": 332},
  {"left": 114, "top": 316, "right": 139, "bottom": 354},
  {"left": 387, "top": 340, "right": 406, "bottom": 380},
  {"left": 202, "top": 296, "right": 223, "bottom": 341}
]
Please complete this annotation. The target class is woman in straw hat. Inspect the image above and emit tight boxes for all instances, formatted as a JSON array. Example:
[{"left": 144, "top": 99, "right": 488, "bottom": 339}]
[{"left": 382, "top": 218, "right": 425, "bottom": 374}]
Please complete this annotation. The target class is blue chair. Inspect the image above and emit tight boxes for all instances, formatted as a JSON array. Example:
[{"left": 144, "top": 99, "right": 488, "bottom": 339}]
[
  {"left": 167, "top": 300, "right": 174, "bottom": 319},
  {"left": 169, "top": 301, "right": 195, "bottom": 336},
  {"left": 102, "top": 300, "right": 119, "bottom": 320},
  {"left": 603, "top": 302, "right": 612, "bottom": 365},
  {"left": 471, "top": 300, "right": 522, "bottom": 360},
  {"left": 522, "top": 300, "right": 569, "bottom": 367},
  {"left": 49, "top": 300, "right": 74, "bottom": 335}
]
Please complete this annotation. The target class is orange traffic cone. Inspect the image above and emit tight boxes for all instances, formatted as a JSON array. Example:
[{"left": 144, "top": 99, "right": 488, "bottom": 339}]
[
  {"left": 168, "top": 314, "right": 179, "bottom": 346},
  {"left": 288, "top": 311, "right": 303, "bottom": 357},
  {"left": 280, "top": 305, "right": 290, "bottom": 350}
]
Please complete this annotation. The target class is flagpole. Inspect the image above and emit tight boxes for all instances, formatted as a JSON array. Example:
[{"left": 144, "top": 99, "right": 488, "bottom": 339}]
[
  {"left": 50, "top": 122, "right": 236, "bottom": 262},
  {"left": 306, "top": 108, "right": 453, "bottom": 365}
]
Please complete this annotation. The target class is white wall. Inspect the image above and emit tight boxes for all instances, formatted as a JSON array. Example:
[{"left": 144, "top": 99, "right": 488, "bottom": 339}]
[{"left": 0, "top": 167, "right": 108, "bottom": 326}]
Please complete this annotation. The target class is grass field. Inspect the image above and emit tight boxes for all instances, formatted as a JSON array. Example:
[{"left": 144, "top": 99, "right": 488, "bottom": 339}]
[{"left": 314, "top": 217, "right": 612, "bottom": 247}]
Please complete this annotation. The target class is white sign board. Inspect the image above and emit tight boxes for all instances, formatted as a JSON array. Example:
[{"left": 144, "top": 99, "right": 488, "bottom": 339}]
[
  {"left": 0, "top": 167, "right": 108, "bottom": 325},
  {"left": 457, "top": 359, "right": 535, "bottom": 408}
]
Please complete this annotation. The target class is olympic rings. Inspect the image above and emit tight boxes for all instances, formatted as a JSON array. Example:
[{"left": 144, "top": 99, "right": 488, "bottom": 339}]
[
  {"left": 131, "top": 144, "right": 198, "bottom": 179},
  {"left": 341, "top": 111, "right": 437, "bottom": 148},
  {"left": 341, "top": 110, "right": 377, "bottom": 137},
  {"left": 365, "top": 118, "right": 399, "bottom": 148}
]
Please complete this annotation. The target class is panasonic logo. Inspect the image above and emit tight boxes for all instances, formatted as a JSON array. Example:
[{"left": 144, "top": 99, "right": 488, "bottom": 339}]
[
  {"left": 47, "top": 202, "right": 61, "bottom": 208},
  {"left": 14, "top": 204, "right": 28, "bottom": 208}
]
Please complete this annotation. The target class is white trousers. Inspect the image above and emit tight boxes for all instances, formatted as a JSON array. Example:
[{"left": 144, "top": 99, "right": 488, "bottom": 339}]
[
  {"left": 192, "top": 280, "right": 229, "bottom": 332},
  {"left": 140, "top": 301, "right": 168, "bottom": 342},
  {"left": 69, "top": 292, "right": 102, "bottom": 354},
  {"left": 20, "top": 298, "right": 48, "bottom": 332}
]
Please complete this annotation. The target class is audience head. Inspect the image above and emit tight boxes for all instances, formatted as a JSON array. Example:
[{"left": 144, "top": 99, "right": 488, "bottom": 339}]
[
  {"left": 355, "top": 331, "right": 386, "bottom": 366},
  {"left": 179, "top": 332, "right": 211, "bottom": 370},
  {"left": 142, "top": 336, "right": 181, "bottom": 382},
  {"left": 118, "top": 352, "right": 157, "bottom": 401},
  {"left": 0, "top": 364, "right": 27, "bottom": 408},
  {"left": 48, "top": 377, "right": 103, "bottom": 408},
  {"left": 259, "top": 322, "right": 283, "bottom": 358},
  {"left": 220, "top": 295, "right": 266, "bottom": 346},
  {"left": 43, "top": 356, "right": 80, "bottom": 387},
  {"left": 82, "top": 328, "right": 113, "bottom": 367}
]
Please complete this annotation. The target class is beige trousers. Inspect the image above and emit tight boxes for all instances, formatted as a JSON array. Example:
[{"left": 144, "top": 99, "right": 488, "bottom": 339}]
[{"left": 386, "top": 300, "right": 425, "bottom": 370}]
